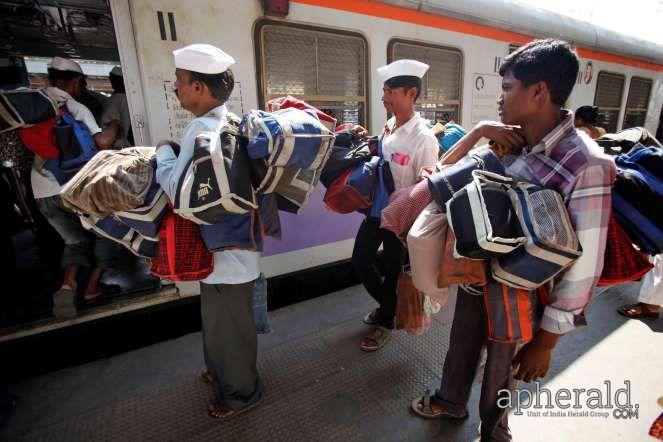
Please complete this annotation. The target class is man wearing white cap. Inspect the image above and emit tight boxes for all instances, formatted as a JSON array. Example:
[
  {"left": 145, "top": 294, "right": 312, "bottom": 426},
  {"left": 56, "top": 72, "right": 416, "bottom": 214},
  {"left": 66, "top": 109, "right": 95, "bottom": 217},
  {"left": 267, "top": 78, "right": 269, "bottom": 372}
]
[
  {"left": 155, "top": 44, "right": 263, "bottom": 419},
  {"left": 352, "top": 59, "right": 439, "bottom": 351},
  {"left": 35, "top": 56, "right": 122, "bottom": 319},
  {"left": 102, "top": 66, "right": 132, "bottom": 148}
]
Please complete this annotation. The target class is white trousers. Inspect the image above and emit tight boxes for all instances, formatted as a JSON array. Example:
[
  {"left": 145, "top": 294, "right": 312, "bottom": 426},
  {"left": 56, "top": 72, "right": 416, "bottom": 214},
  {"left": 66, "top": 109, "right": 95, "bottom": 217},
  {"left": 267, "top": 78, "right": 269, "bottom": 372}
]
[{"left": 638, "top": 254, "right": 663, "bottom": 306}]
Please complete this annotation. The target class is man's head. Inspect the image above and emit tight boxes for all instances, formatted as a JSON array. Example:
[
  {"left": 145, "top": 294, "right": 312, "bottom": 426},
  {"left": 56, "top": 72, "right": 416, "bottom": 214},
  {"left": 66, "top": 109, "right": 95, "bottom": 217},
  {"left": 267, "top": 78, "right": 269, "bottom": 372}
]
[
  {"left": 497, "top": 39, "right": 579, "bottom": 126},
  {"left": 574, "top": 105, "right": 599, "bottom": 127},
  {"left": 377, "top": 59, "right": 428, "bottom": 116},
  {"left": 48, "top": 56, "right": 84, "bottom": 98},
  {"left": 172, "top": 44, "right": 235, "bottom": 116},
  {"left": 109, "top": 66, "right": 125, "bottom": 94}
]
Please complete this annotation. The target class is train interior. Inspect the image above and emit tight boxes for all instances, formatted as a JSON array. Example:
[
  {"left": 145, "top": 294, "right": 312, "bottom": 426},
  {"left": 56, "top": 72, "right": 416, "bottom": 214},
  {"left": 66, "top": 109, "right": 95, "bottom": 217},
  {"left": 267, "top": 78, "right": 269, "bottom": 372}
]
[{"left": 1, "top": 0, "right": 175, "bottom": 336}]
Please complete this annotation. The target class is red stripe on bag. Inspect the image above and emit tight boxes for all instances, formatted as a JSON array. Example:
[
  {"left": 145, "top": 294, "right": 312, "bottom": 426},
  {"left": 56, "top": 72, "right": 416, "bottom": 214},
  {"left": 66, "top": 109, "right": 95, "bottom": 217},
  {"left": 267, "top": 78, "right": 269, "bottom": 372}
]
[
  {"left": 502, "top": 284, "right": 514, "bottom": 341},
  {"left": 516, "top": 289, "right": 534, "bottom": 343}
]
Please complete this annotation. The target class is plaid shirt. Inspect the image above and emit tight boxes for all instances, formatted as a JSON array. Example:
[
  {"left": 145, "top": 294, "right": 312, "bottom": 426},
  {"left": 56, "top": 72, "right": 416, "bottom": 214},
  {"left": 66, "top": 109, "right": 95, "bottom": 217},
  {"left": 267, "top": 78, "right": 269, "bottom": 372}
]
[{"left": 505, "top": 110, "right": 616, "bottom": 334}]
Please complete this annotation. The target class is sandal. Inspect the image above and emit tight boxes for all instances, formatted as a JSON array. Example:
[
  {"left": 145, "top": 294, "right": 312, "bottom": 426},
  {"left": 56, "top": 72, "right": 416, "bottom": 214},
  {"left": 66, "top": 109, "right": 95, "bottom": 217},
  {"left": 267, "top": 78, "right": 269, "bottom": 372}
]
[
  {"left": 360, "top": 326, "right": 391, "bottom": 352},
  {"left": 411, "top": 390, "right": 468, "bottom": 420},
  {"left": 617, "top": 303, "right": 660, "bottom": 319},
  {"left": 53, "top": 285, "right": 77, "bottom": 319},
  {"left": 362, "top": 308, "right": 379, "bottom": 325},
  {"left": 208, "top": 394, "right": 264, "bottom": 419}
]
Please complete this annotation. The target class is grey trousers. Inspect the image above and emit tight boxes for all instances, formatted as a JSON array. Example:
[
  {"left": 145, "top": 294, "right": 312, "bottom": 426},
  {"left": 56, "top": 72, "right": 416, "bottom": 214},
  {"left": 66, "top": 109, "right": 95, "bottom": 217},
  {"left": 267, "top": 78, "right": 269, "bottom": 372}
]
[
  {"left": 435, "top": 288, "right": 518, "bottom": 442},
  {"left": 200, "top": 281, "right": 263, "bottom": 410}
]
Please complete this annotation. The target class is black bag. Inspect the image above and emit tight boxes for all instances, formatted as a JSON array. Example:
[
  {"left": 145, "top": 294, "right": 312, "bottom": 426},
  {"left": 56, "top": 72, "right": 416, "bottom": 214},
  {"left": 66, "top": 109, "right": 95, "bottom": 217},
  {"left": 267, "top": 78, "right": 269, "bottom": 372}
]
[
  {"left": 0, "top": 89, "right": 57, "bottom": 133},
  {"left": 428, "top": 146, "right": 505, "bottom": 211},
  {"left": 320, "top": 136, "right": 377, "bottom": 188},
  {"left": 596, "top": 127, "right": 662, "bottom": 156}
]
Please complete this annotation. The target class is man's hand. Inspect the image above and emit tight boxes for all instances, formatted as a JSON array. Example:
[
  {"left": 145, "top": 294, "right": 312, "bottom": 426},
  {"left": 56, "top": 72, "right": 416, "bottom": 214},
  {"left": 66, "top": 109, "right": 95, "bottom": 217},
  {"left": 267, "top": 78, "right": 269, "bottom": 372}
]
[
  {"left": 477, "top": 121, "right": 525, "bottom": 153},
  {"left": 156, "top": 140, "right": 181, "bottom": 155},
  {"left": 512, "top": 329, "right": 561, "bottom": 382},
  {"left": 352, "top": 124, "right": 368, "bottom": 138}
]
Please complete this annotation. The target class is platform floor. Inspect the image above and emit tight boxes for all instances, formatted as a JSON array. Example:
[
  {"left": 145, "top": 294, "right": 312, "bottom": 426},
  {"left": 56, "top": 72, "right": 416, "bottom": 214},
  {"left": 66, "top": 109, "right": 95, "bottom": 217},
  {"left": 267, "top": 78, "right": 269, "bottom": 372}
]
[{"left": 2, "top": 282, "right": 662, "bottom": 441}]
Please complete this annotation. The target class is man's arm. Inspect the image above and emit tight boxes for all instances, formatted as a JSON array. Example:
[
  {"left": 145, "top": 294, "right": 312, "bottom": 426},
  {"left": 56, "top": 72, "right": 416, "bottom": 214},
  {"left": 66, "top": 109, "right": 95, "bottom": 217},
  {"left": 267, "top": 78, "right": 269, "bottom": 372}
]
[
  {"left": 93, "top": 120, "right": 121, "bottom": 150},
  {"left": 155, "top": 122, "right": 203, "bottom": 201},
  {"left": 440, "top": 121, "right": 525, "bottom": 165},
  {"left": 513, "top": 162, "right": 615, "bottom": 381}
]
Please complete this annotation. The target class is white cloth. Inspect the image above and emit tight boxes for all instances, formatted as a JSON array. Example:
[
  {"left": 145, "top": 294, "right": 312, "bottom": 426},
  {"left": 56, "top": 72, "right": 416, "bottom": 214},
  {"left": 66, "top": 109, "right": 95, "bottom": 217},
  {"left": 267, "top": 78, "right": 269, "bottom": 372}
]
[
  {"left": 31, "top": 87, "right": 102, "bottom": 199},
  {"left": 381, "top": 112, "right": 439, "bottom": 191},
  {"left": 377, "top": 59, "right": 429, "bottom": 82},
  {"left": 155, "top": 104, "right": 260, "bottom": 285},
  {"left": 173, "top": 44, "right": 235, "bottom": 74},
  {"left": 638, "top": 254, "right": 663, "bottom": 307},
  {"left": 49, "top": 57, "right": 82, "bottom": 74},
  {"left": 102, "top": 92, "right": 131, "bottom": 148}
]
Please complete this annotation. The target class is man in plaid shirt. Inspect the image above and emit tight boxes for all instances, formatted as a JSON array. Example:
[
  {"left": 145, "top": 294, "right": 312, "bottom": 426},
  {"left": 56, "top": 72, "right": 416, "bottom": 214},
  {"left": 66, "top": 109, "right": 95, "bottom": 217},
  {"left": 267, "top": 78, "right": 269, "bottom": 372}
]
[{"left": 411, "top": 39, "right": 616, "bottom": 441}]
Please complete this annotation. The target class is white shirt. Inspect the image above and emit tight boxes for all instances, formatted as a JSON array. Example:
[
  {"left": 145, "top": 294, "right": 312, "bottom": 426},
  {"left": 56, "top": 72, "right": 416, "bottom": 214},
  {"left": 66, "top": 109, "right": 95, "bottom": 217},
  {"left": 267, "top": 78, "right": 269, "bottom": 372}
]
[
  {"left": 102, "top": 92, "right": 131, "bottom": 148},
  {"left": 31, "top": 87, "right": 102, "bottom": 199},
  {"left": 155, "top": 104, "right": 260, "bottom": 285},
  {"left": 381, "top": 112, "right": 439, "bottom": 191}
]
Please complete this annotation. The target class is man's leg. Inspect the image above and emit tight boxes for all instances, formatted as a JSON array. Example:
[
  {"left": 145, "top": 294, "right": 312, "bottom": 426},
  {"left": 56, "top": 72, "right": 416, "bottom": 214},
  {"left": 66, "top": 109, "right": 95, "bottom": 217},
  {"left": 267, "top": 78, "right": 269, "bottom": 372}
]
[
  {"left": 478, "top": 340, "right": 518, "bottom": 442},
  {"left": 434, "top": 287, "right": 487, "bottom": 416},
  {"left": 200, "top": 281, "right": 262, "bottom": 412},
  {"left": 84, "top": 237, "right": 120, "bottom": 302},
  {"left": 618, "top": 254, "right": 662, "bottom": 318},
  {"left": 36, "top": 195, "right": 91, "bottom": 318},
  {"left": 374, "top": 227, "right": 405, "bottom": 329},
  {"left": 352, "top": 218, "right": 385, "bottom": 314}
]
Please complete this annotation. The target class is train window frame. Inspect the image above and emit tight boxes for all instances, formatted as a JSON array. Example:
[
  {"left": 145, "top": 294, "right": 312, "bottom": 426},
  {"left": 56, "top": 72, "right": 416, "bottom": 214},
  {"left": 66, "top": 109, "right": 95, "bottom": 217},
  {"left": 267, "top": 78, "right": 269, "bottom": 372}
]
[
  {"left": 387, "top": 38, "right": 464, "bottom": 125},
  {"left": 593, "top": 70, "right": 626, "bottom": 133},
  {"left": 253, "top": 19, "right": 370, "bottom": 129},
  {"left": 622, "top": 76, "right": 653, "bottom": 130}
]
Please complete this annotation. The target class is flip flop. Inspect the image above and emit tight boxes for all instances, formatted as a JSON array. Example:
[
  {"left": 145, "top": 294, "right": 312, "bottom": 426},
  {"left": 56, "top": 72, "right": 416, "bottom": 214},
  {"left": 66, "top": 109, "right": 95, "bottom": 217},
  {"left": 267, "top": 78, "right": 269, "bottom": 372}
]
[
  {"left": 360, "top": 326, "right": 391, "bottom": 352},
  {"left": 617, "top": 303, "right": 660, "bottom": 319},
  {"left": 411, "top": 390, "right": 469, "bottom": 420},
  {"left": 53, "top": 286, "right": 77, "bottom": 319},
  {"left": 208, "top": 394, "right": 264, "bottom": 419}
]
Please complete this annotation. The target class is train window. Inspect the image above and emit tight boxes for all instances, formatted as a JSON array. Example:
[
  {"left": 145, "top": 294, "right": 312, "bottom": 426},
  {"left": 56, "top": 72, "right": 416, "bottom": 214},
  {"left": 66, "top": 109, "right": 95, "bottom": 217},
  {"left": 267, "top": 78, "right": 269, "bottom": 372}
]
[
  {"left": 256, "top": 22, "right": 368, "bottom": 127},
  {"left": 593, "top": 71, "right": 625, "bottom": 133},
  {"left": 622, "top": 77, "right": 652, "bottom": 129},
  {"left": 388, "top": 40, "right": 463, "bottom": 123}
]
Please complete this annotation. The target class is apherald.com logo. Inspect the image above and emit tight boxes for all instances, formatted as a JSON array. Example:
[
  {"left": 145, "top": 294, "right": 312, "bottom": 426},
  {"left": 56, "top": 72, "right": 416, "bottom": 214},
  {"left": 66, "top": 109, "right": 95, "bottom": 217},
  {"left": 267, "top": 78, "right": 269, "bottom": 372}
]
[{"left": 497, "top": 380, "right": 640, "bottom": 419}]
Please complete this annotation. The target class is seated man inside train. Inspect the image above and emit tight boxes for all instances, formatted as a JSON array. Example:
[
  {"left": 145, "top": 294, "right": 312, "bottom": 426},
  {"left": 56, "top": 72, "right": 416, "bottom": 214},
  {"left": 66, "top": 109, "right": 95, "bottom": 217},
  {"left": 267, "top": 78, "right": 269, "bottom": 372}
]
[
  {"left": 33, "top": 56, "right": 122, "bottom": 319},
  {"left": 155, "top": 44, "right": 264, "bottom": 419},
  {"left": 351, "top": 59, "right": 439, "bottom": 352},
  {"left": 410, "top": 39, "right": 615, "bottom": 442}
]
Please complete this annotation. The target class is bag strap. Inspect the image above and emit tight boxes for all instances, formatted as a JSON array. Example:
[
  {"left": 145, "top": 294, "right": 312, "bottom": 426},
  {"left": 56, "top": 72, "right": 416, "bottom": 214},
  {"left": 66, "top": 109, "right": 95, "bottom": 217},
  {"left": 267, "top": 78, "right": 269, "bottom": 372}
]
[{"left": 471, "top": 169, "right": 514, "bottom": 188}]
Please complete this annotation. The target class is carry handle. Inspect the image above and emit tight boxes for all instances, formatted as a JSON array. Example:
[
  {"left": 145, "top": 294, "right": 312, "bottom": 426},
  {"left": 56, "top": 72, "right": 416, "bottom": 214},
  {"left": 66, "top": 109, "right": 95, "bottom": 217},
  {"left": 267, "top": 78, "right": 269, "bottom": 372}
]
[{"left": 471, "top": 169, "right": 514, "bottom": 188}]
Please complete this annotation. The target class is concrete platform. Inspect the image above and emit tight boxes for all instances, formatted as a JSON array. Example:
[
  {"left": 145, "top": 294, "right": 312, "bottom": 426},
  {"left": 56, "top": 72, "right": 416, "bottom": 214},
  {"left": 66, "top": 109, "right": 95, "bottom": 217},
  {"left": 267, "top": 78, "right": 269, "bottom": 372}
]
[{"left": 2, "top": 282, "right": 662, "bottom": 441}]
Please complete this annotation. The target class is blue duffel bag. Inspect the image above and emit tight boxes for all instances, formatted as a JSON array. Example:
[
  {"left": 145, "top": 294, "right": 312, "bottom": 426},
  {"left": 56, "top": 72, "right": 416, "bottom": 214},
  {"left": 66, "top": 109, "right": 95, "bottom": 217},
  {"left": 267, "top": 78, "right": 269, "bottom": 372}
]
[
  {"left": 241, "top": 107, "right": 335, "bottom": 170},
  {"left": 612, "top": 143, "right": 663, "bottom": 254},
  {"left": 54, "top": 110, "right": 98, "bottom": 172}
]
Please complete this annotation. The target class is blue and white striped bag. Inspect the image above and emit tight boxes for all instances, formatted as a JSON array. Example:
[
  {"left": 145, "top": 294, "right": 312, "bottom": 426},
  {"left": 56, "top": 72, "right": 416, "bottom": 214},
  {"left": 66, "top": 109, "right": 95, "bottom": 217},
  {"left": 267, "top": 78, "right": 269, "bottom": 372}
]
[
  {"left": 80, "top": 214, "right": 159, "bottom": 258},
  {"left": 241, "top": 107, "right": 334, "bottom": 171},
  {"left": 116, "top": 183, "right": 169, "bottom": 238},
  {"left": 491, "top": 179, "right": 583, "bottom": 290}
]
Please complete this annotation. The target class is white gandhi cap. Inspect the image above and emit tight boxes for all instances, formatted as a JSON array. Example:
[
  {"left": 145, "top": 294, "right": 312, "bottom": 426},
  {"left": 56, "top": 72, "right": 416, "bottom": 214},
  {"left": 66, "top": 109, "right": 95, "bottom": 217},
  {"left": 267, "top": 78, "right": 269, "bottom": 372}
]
[
  {"left": 49, "top": 56, "right": 83, "bottom": 74},
  {"left": 173, "top": 44, "right": 235, "bottom": 74},
  {"left": 377, "top": 59, "right": 429, "bottom": 83}
]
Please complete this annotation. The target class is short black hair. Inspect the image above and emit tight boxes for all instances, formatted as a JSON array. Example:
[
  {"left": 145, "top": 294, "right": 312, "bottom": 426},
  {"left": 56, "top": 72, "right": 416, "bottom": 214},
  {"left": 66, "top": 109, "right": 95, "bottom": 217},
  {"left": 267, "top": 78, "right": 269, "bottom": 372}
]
[
  {"left": 188, "top": 69, "right": 234, "bottom": 102},
  {"left": 109, "top": 73, "right": 125, "bottom": 94},
  {"left": 385, "top": 75, "right": 422, "bottom": 101},
  {"left": 499, "top": 39, "right": 579, "bottom": 106},
  {"left": 47, "top": 68, "right": 82, "bottom": 85},
  {"left": 575, "top": 105, "right": 599, "bottom": 124}
]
